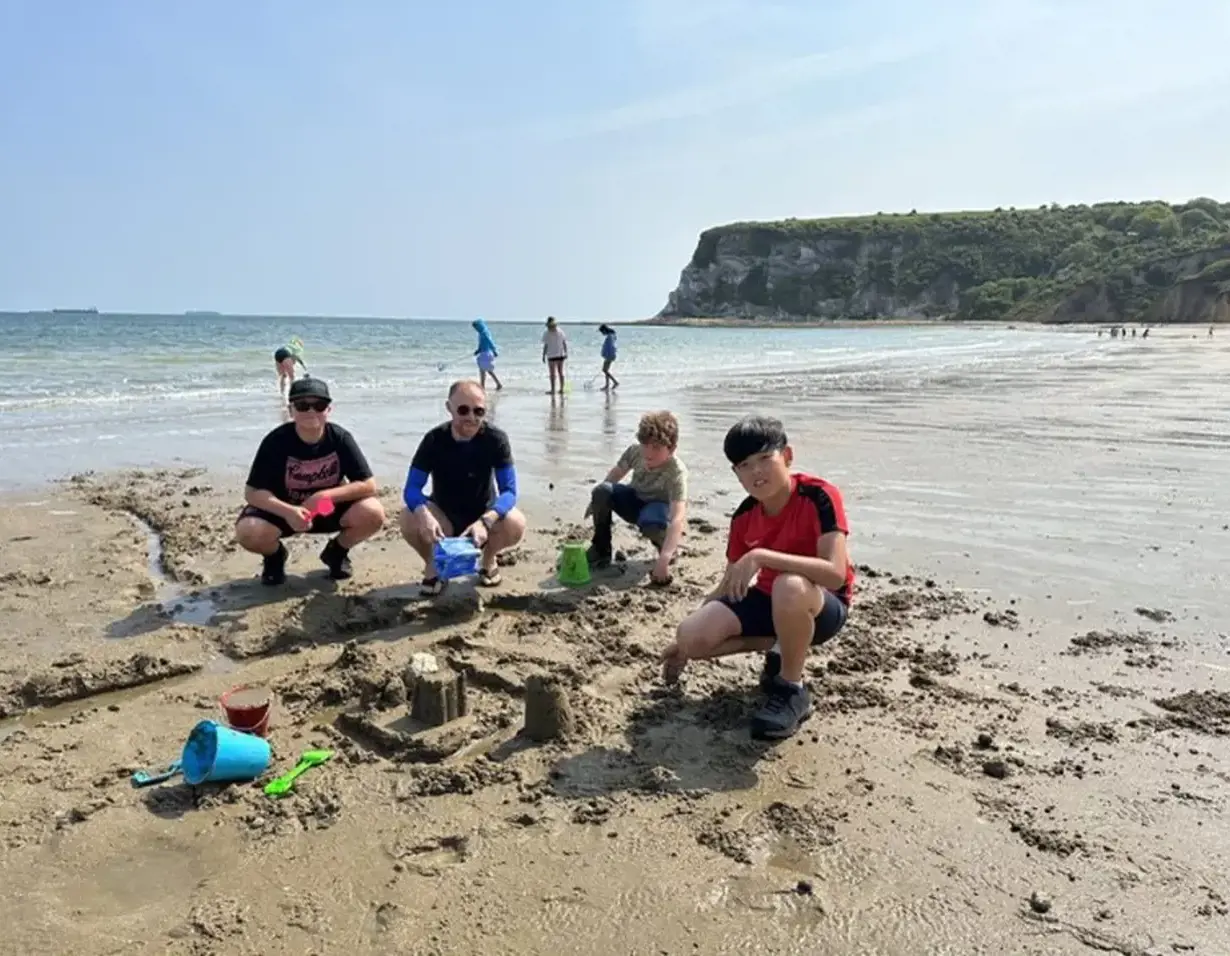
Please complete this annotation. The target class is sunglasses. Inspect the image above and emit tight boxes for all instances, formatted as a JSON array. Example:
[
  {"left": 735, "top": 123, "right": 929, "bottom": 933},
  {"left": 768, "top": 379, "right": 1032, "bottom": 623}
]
[
  {"left": 454, "top": 404, "right": 485, "bottom": 418},
  {"left": 291, "top": 400, "right": 330, "bottom": 413}
]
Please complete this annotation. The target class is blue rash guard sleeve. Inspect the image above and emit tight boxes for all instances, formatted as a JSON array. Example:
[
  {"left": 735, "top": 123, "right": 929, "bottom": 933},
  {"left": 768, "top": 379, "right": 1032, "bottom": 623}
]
[
  {"left": 403, "top": 466, "right": 431, "bottom": 510},
  {"left": 492, "top": 464, "right": 518, "bottom": 518}
]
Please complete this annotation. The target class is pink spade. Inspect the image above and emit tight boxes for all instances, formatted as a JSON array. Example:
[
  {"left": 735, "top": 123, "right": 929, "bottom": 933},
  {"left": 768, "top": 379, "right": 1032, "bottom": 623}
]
[{"left": 306, "top": 497, "right": 335, "bottom": 521}]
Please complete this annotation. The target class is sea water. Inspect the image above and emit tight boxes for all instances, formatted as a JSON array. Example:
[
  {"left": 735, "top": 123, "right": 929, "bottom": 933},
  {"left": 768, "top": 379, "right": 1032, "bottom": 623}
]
[{"left": 0, "top": 311, "right": 1087, "bottom": 491}]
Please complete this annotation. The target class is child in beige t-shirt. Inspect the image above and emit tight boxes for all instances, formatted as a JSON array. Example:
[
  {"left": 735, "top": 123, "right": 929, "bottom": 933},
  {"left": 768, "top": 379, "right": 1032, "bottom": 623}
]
[{"left": 585, "top": 410, "right": 687, "bottom": 584}]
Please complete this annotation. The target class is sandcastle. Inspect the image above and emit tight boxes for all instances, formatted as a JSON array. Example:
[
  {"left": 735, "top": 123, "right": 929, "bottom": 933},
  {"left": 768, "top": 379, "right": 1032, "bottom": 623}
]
[
  {"left": 403, "top": 653, "right": 467, "bottom": 727},
  {"left": 522, "top": 674, "right": 575, "bottom": 742}
]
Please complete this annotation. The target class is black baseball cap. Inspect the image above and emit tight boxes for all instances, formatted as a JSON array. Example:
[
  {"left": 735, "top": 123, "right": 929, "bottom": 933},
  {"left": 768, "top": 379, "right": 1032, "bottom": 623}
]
[{"left": 288, "top": 378, "right": 331, "bottom": 403}]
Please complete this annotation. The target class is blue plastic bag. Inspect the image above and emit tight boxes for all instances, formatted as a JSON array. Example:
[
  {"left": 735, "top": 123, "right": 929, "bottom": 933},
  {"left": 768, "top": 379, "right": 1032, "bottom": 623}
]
[{"left": 433, "top": 536, "right": 481, "bottom": 581}]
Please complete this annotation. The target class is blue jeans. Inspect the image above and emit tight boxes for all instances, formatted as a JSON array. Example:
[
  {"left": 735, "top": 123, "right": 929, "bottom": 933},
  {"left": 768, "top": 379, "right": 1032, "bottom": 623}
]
[{"left": 589, "top": 482, "right": 669, "bottom": 557}]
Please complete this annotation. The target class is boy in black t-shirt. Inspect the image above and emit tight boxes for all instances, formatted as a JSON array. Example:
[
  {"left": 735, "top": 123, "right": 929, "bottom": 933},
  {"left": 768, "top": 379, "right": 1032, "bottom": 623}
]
[{"left": 236, "top": 378, "right": 386, "bottom": 585}]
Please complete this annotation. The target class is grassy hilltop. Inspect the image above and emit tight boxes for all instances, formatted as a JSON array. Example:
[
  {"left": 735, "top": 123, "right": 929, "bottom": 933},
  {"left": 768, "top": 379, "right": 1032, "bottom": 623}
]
[{"left": 658, "top": 199, "right": 1230, "bottom": 323}]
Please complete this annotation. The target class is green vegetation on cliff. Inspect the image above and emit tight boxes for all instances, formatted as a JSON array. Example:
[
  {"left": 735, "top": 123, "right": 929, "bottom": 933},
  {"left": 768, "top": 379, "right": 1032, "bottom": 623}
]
[{"left": 666, "top": 198, "right": 1230, "bottom": 323}]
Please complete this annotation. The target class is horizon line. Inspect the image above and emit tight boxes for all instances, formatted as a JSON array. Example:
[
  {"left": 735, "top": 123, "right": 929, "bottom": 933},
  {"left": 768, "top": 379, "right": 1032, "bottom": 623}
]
[{"left": 0, "top": 310, "right": 652, "bottom": 325}]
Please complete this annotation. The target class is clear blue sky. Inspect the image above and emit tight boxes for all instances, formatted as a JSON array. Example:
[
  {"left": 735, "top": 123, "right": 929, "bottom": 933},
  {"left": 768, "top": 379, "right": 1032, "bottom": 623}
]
[{"left": 2, "top": 0, "right": 1228, "bottom": 319}]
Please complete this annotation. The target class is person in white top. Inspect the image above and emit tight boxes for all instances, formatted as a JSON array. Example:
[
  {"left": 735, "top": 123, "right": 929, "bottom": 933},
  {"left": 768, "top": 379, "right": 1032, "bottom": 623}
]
[{"left": 540, "top": 315, "right": 569, "bottom": 395}]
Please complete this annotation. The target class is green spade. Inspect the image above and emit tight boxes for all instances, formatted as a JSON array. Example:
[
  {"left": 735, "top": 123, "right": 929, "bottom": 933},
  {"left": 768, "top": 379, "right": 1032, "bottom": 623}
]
[{"left": 263, "top": 748, "right": 333, "bottom": 798}]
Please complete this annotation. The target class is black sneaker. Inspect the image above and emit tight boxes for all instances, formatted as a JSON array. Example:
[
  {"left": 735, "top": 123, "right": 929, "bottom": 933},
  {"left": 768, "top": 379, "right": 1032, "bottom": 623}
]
[
  {"left": 320, "top": 538, "right": 353, "bottom": 580},
  {"left": 750, "top": 677, "right": 812, "bottom": 740},
  {"left": 586, "top": 545, "right": 611, "bottom": 569},
  {"left": 261, "top": 543, "right": 287, "bottom": 586},
  {"left": 759, "top": 651, "right": 782, "bottom": 693}
]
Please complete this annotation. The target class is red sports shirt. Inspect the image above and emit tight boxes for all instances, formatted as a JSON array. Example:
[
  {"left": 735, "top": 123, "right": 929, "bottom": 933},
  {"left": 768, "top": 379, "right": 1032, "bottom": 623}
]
[{"left": 726, "top": 473, "right": 854, "bottom": 604}]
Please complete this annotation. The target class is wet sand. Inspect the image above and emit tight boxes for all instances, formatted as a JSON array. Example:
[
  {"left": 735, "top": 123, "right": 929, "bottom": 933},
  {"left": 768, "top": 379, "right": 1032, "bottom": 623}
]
[{"left": 1, "top": 329, "right": 1229, "bottom": 955}]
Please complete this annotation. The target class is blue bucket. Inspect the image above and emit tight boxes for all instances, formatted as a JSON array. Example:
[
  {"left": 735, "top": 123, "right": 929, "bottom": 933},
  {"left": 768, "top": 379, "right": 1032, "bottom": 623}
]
[
  {"left": 433, "top": 536, "right": 481, "bottom": 581},
  {"left": 181, "top": 719, "right": 272, "bottom": 785}
]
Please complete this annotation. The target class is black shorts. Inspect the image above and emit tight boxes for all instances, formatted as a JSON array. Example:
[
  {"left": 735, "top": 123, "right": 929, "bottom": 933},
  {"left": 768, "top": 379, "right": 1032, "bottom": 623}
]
[
  {"left": 274, "top": 348, "right": 293, "bottom": 363},
  {"left": 720, "top": 587, "right": 848, "bottom": 646},
  {"left": 237, "top": 502, "right": 350, "bottom": 537},
  {"left": 432, "top": 500, "right": 486, "bottom": 535}
]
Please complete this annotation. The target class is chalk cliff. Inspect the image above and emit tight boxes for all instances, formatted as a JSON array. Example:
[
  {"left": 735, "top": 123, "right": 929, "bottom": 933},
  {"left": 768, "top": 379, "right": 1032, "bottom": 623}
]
[{"left": 656, "top": 200, "right": 1230, "bottom": 324}]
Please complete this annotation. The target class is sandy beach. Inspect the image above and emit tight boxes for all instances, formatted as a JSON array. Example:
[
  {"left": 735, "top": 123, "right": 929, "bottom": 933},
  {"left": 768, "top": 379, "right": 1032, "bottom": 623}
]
[{"left": 2, "top": 327, "right": 1229, "bottom": 956}]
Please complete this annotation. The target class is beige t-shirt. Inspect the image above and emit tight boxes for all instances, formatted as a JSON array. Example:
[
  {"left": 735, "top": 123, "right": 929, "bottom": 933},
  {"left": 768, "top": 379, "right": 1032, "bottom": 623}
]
[
  {"left": 542, "top": 327, "right": 568, "bottom": 359},
  {"left": 616, "top": 444, "right": 688, "bottom": 503}
]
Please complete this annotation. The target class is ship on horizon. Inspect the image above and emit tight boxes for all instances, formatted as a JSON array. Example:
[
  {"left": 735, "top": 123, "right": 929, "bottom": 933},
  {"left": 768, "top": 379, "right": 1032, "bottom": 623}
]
[{"left": 51, "top": 306, "right": 99, "bottom": 315}]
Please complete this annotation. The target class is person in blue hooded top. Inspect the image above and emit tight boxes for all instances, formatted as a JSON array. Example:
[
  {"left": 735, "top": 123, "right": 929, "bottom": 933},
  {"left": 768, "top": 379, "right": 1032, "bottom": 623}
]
[
  {"left": 598, "top": 324, "right": 620, "bottom": 390},
  {"left": 471, "top": 318, "right": 503, "bottom": 391}
]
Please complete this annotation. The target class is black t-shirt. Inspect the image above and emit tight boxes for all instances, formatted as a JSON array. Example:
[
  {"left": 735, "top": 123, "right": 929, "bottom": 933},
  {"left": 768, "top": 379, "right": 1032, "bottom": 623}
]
[
  {"left": 410, "top": 422, "right": 513, "bottom": 519},
  {"left": 246, "top": 422, "right": 374, "bottom": 505}
]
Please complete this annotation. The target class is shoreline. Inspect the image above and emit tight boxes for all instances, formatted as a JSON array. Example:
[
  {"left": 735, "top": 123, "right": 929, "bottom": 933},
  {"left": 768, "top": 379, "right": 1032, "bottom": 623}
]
[
  {"left": 638, "top": 315, "right": 960, "bottom": 329},
  {"left": 636, "top": 314, "right": 1221, "bottom": 329}
]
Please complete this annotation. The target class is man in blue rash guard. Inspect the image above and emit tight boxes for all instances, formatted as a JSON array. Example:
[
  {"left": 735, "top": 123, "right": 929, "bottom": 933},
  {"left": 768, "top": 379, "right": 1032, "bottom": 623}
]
[{"left": 399, "top": 379, "right": 526, "bottom": 594}]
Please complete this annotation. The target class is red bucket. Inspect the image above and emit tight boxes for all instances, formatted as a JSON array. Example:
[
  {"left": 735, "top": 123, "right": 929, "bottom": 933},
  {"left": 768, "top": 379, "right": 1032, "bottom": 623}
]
[{"left": 220, "top": 685, "right": 272, "bottom": 738}]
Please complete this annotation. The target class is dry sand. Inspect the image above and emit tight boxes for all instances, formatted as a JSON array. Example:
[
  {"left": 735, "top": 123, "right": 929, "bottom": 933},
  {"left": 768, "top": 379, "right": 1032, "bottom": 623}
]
[{"left": 1, "top": 330, "right": 1229, "bottom": 956}]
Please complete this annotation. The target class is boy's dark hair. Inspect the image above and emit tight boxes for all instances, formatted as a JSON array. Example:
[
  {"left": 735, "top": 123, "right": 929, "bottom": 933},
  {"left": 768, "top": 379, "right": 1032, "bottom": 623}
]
[
  {"left": 637, "top": 410, "right": 679, "bottom": 449},
  {"left": 724, "top": 415, "right": 787, "bottom": 465},
  {"left": 598, "top": 323, "right": 614, "bottom": 334}
]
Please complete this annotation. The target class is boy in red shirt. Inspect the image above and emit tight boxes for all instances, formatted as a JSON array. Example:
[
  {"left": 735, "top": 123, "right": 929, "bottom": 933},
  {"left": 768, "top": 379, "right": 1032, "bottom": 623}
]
[{"left": 661, "top": 415, "right": 853, "bottom": 739}]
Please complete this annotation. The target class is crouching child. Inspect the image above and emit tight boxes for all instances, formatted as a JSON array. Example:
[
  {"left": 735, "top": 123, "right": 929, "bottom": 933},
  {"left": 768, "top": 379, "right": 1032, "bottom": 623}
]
[
  {"left": 660, "top": 415, "right": 853, "bottom": 740},
  {"left": 586, "top": 410, "right": 687, "bottom": 585}
]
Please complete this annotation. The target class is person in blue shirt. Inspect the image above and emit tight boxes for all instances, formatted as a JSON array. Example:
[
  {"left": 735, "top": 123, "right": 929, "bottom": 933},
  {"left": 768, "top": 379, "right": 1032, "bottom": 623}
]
[
  {"left": 471, "top": 318, "right": 503, "bottom": 391},
  {"left": 599, "top": 323, "right": 620, "bottom": 390},
  {"left": 399, "top": 379, "right": 525, "bottom": 594}
]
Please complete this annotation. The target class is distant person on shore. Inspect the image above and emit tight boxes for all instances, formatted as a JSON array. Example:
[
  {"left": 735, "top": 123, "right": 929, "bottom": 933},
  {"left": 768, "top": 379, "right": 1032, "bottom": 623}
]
[
  {"left": 471, "top": 317, "right": 503, "bottom": 391},
  {"left": 659, "top": 415, "right": 853, "bottom": 740},
  {"left": 400, "top": 379, "right": 527, "bottom": 595},
  {"left": 598, "top": 324, "right": 620, "bottom": 390},
  {"left": 274, "top": 338, "right": 307, "bottom": 397},
  {"left": 585, "top": 410, "right": 686, "bottom": 585},
  {"left": 235, "top": 378, "right": 386, "bottom": 586},
  {"left": 542, "top": 316, "right": 569, "bottom": 395}
]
